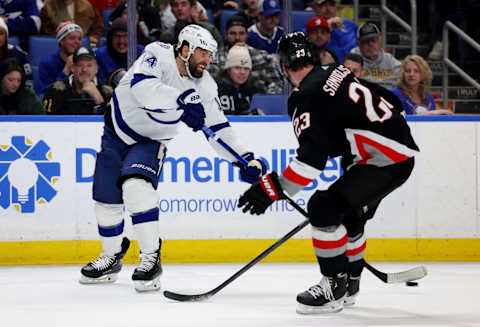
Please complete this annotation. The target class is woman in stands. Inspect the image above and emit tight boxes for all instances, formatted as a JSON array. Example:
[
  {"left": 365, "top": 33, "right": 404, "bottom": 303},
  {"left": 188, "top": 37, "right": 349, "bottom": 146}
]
[
  {"left": 0, "top": 58, "right": 44, "bottom": 115},
  {"left": 0, "top": 20, "right": 33, "bottom": 89},
  {"left": 215, "top": 43, "right": 265, "bottom": 115},
  {"left": 40, "top": 0, "right": 104, "bottom": 47},
  {"left": 391, "top": 54, "right": 453, "bottom": 115}
]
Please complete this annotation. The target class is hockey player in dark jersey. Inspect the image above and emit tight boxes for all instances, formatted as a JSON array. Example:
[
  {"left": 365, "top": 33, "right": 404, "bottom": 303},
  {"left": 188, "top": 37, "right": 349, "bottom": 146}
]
[{"left": 238, "top": 32, "right": 419, "bottom": 314}]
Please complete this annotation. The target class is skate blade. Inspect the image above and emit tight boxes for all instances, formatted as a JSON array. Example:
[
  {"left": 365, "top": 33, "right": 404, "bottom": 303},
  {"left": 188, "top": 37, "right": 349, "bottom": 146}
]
[
  {"left": 344, "top": 294, "right": 358, "bottom": 307},
  {"left": 134, "top": 277, "right": 161, "bottom": 292},
  {"left": 79, "top": 273, "right": 118, "bottom": 284},
  {"left": 296, "top": 298, "right": 345, "bottom": 315}
]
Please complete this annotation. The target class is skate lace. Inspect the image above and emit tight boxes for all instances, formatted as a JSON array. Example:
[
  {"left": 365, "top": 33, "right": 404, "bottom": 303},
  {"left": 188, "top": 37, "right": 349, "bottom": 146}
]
[
  {"left": 90, "top": 255, "right": 115, "bottom": 270},
  {"left": 307, "top": 276, "right": 334, "bottom": 301},
  {"left": 137, "top": 252, "right": 158, "bottom": 272}
]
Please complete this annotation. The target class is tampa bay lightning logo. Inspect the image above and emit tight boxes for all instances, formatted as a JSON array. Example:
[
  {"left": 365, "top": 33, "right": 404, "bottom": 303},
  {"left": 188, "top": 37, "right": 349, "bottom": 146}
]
[{"left": 0, "top": 136, "right": 60, "bottom": 213}]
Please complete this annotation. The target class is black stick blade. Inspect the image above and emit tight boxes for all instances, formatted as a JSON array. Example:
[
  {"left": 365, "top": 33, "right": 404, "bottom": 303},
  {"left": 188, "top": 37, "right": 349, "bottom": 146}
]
[{"left": 163, "top": 290, "right": 214, "bottom": 302}]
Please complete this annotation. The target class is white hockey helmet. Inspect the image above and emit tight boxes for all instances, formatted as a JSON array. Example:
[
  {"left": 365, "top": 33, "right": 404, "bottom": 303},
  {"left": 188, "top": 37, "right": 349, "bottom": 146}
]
[{"left": 176, "top": 24, "right": 218, "bottom": 60}]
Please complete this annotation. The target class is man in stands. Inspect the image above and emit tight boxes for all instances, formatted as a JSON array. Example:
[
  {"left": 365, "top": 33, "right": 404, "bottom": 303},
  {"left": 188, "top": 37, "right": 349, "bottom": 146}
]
[
  {"left": 247, "top": 0, "right": 283, "bottom": 54},
  {"left": 38, "top": 22, "right": 83, "bottom": 93}
]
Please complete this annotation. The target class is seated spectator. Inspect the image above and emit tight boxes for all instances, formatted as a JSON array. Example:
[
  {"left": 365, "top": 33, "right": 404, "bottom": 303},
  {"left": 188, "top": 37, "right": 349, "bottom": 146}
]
[
  {"left": 246, "top": 0, "right": 283, "bottom": 54},
  {"left": 158, "top": 0, "right": 223, "bottom": 48},
  {"left": 215, "top": 43, "right": 264, "bottom": 115},
  {"left": 40, "top": 0, "right": 104, "bottom": 46},
  {"left": 95, "top": 17, "right": 144, "bottom": 87},
  {"left": 0, "top": 58, "right": 44, "bottom": 115},
  {"left": 391, "top": 54, "right": 453, "bottom": 115},
  {"left": 43, "top": 45, "right": 112, "bottom": 114},
  {"left": 107, "top": 0, "right": 162, "bottom": 44},
  {"left": 305, "top": 16, "right": 338, "bottom": 65},
  {"left": 343, "top": 52, "right": 363, "bottom": 78},
  {"left": 0, "top": 0, "right": 41, "bottom": 49},
  {"left": 0, "top": 19, "right": 33, "bottom": 89},
  {"left": 312, "top": 0, "right": 358, "bottom": 63},
  {"left": 38, "top": 22, "right": 83, "bottom": 93},
  {"left": 236, "top": 0, "right": 260, "bottom": 28},
  {"left": 350, "top": 22, "right": 401, "bottom": 89},
  {"left": 208, "top": 15, "right": 283, "bottom": 94}
]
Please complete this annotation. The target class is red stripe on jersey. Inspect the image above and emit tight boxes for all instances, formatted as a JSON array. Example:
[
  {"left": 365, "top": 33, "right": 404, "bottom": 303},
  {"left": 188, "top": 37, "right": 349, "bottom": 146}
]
[
  {"left": 312, "top": 234, "right": 348, "bottom": 250},
  {"left": 283, "top": 166, "right": 313, "bottom": 186},
  {"left": 346, "top": 240, "right": 366, "bottom": 256},
  {"left": 354, "top": 134, "right": 411, "bottom": 165}
]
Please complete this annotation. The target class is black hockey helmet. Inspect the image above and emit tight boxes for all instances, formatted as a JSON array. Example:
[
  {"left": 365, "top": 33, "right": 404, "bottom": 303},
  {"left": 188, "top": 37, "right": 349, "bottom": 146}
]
[{"left": 277, "top": 32, "right": 313, "bottom": 70}]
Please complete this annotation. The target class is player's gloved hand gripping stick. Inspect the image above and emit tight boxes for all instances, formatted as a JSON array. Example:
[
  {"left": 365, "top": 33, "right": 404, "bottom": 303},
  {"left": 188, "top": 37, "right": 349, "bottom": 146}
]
[{"left": 163, "top": 127, "right": 427, "bottom": 302}]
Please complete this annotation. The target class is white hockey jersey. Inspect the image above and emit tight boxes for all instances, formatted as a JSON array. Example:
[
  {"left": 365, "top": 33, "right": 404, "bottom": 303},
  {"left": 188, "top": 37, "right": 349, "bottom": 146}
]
[{"left": 110, "top": 41, "right": 247, "bottom": 161}]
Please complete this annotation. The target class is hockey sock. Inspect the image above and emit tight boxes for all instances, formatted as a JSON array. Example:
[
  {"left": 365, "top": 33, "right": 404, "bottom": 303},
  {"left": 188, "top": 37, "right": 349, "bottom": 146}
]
[
  {"left": 346, "top": 232, "right": 366, "bottom": 276},
  {"left": 95, "top": 202, "right": 124, "bottom": 255},
  {"left": 312, "top": 224, "right": 348, "bottom": 277}
]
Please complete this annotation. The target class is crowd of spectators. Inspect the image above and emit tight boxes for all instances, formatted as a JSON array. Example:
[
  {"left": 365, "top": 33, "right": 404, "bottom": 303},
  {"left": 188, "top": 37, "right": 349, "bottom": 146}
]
[{"left": 1, "top": 0, "right": 475, "bottom": 116}]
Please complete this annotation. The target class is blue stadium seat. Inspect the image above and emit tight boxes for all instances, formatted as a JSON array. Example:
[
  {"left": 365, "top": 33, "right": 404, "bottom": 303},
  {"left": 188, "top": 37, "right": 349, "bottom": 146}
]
[
  {"left": 103, "top": 8, "right": 114, "bottom": 34},
  {"left": 31, "top": 65, "right": 42, "bottom": 96},
  {"left": 8, "top": 36, "right": 20, "bottom": 46},
  {"left": 250, "top": 94, "right": 287, "bottom": 115},
  {"left": 206, "top": 9, "right": 214, "bottom": 25},
  {"left": 29, "top": 36, "right": 90, "bottom": 66},
  {"left": 220, "top": 10, "right": 238, "bottom": 36},
  {"left": 291, "top": 10, "right": 316, "bottom": 32}
]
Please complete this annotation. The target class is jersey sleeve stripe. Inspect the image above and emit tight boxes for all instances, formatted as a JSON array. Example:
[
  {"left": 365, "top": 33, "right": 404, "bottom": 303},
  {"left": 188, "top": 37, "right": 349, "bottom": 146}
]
[
  {"left": 130, "top": 73, "right": 156, "bottom": 88},
  {"left": 283, "top": 166, "right": 313, "bottom": 186},
  {"left": 282, "top": 158, "right": 320, "bottom": 186}
]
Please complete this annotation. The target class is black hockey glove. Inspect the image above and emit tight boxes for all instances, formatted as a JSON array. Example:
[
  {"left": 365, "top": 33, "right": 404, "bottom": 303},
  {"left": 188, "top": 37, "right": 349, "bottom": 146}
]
[
  {"left": 233, "top": 152, "right": 267, "bottom": 184},
  {"left": 238, "top": 171, "right": 286, "bottom": 215},
  {"left": 177, "top": 88, "right": 206, "bottom": 132}
]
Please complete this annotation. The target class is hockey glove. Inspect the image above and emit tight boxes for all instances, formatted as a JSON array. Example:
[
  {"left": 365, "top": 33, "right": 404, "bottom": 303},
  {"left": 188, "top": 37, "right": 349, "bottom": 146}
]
[
  {"left": 238, "top": 171, "right": 286, "bottom": 215},
  {"left": 233, "top": 152, "right": 267, "bottom": 184},
  {"left": 177, "top": 88, "right": 206, "bottom": 132}
]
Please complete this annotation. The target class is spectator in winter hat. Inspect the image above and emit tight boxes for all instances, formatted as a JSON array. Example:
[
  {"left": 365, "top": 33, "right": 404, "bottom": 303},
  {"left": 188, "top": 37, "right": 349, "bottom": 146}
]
[
  {"left": 95, "top": 17, "right": 145, "bottom": 87},
  {"left": 215, "top": 43, "right": 265, "bottom": 115},
  {"left": 208, "top": 14, "right": 284, "bottom": 94},
  {"left": 38, "top": 21, "right": 84, "bottom": 93}
]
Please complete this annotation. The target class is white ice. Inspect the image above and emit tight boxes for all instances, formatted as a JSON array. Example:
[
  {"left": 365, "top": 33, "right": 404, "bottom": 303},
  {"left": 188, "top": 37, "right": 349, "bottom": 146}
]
[{"left": 1, "top": 262, "right": 479, "bottom": 327}]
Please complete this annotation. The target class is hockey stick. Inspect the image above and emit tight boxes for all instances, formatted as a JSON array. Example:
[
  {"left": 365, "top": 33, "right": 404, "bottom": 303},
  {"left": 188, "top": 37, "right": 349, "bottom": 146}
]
[{"left": 163, "top": 127, "right": 426, "bottom": 302}]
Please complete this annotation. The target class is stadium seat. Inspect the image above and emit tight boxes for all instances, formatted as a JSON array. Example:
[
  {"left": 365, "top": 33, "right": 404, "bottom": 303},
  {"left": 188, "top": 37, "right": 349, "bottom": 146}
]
[
  {"left": 8, "top": 36, "right": 20, "bottom": 46},
  {"left": 206, "top": 9, "right": 214, "bottom": 25},
  {"left": 250, "top": 94, "right": 287, "bottom": 115},
  {"left": 103, "top": 8, "right": 114, "bottom": 34},
  {"left": 220, "top": 10, "right": 238, "bottom": 36},
  {"left": 29, "top": 36, "right": 90, "bottom": 66},
  {"left": 291, "top": 10, "right": 316, "bottom": 32},
  {"left": 31, "top": 65, "right": 42, "bottom": 96}
]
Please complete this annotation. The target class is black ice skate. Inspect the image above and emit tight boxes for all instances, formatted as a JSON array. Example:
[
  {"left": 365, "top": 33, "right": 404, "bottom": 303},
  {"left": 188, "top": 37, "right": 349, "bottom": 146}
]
[
  {"left": 132, "top": 239, "right": 163, "bottom": 292},
  {"left": 79, "top": 237, "right": 130, "bottom": 284},
  {"left": 344, "top": 275, "right": 360, "bottom": 306},
  {"left": 296, "top": 273, "right": 347, "bottom": 314}
]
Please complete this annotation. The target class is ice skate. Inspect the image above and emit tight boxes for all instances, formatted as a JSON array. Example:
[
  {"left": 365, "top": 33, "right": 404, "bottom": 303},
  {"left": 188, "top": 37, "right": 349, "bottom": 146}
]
[
  {"left": 132, "top": 239, "right": 163, "bottom": 292},
  {"left": 296, "top": 273, "right": 347, "bottom": 314},
  {"left": 80, "top": 237, "right": 130, "bottom": 284},
  {"left": 344, "top": 275, "right": 360, "bottom": 307}
]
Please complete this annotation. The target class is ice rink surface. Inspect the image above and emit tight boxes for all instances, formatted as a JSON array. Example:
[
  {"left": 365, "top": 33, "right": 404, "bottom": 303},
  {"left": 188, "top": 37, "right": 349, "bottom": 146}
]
[{"left": 1, "top": 262, "right": 479, "bottom": 327}]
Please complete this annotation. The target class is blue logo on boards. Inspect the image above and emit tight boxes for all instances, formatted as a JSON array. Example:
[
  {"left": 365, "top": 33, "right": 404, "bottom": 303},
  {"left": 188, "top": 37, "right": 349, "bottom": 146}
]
[{"left": 0, "top": 136, "right": 60, "bottom": 213}]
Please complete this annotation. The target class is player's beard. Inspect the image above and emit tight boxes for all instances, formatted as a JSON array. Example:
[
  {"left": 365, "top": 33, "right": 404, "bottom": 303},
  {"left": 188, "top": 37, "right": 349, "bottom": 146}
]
[{"left": 188, "top": 58, "right": 205, "bottom": 78}]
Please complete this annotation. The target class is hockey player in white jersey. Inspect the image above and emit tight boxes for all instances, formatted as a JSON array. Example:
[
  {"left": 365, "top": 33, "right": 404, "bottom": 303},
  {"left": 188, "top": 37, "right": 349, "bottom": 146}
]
[{"left": 79, "top": 25, "right": 266, "bottom": 292}]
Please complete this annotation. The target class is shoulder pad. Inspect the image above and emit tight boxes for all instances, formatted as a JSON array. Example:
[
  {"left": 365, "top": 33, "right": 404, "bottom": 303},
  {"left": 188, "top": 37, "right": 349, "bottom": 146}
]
[{"left": 52, "top": 80, "right": 66, "bottom": 91}]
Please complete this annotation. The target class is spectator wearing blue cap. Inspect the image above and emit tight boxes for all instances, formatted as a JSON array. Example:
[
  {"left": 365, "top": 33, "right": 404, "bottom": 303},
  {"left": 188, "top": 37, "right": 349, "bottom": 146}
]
[{"left": 246, "top": 0, "right": 283, "bottom": 54}]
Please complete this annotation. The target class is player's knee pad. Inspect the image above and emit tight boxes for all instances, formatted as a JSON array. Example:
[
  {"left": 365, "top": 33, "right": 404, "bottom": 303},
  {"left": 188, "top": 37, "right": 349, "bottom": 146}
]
[
  {"left": 307, "top": 190, "right": 344, "bottom": 228},
  {"left": 94, "top": 201, "right": 124, "bottom": 237},
  {"left": 122, "top": 177, "right": 159, "bottom": 215}
]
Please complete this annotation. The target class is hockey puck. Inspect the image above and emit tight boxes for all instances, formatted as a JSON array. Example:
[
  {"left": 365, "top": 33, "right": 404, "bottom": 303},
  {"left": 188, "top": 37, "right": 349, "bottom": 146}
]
[{"left": 405, "top": 281, "right": 418, "bottom": 287}]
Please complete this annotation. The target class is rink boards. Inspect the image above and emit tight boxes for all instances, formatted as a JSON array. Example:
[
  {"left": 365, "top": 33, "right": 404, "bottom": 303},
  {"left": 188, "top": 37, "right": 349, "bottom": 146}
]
[{"left": 0, "top": 115, "right": 479, "bottom": 264}]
